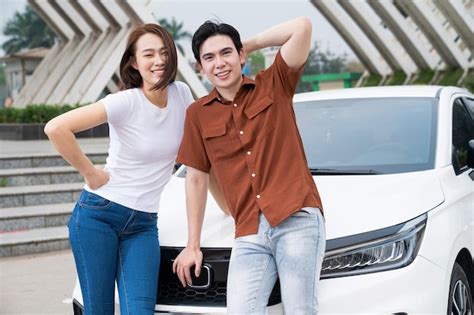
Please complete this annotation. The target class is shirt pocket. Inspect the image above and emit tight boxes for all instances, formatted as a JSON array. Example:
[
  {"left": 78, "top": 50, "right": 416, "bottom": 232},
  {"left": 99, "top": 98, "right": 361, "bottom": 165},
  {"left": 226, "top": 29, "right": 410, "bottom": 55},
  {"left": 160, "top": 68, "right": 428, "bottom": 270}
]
[
  {"left": 244, "top": 95, "right": 273, "bottom": 119},
  {"left": 203, "top": 124, "right": 239, "bottom": 161},
  {"left": 243, "top": 96, "right": 275, "bottom": 142}
]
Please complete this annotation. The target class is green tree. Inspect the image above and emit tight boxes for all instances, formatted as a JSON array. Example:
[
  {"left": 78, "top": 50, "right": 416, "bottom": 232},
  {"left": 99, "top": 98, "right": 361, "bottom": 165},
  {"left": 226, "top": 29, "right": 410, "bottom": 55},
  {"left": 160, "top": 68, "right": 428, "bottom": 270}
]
[
  {"left": 0, "top": 64, "right": 5, "bottom": 86},
  {"left": 158, "top": 17, "right": 192, "bottom": 56},
  {"left": 297, "top": 41, "right": 348, "bottom": 92},
  {"left": 248, "top": 51, "right": 265, "bottom": 75},
  {"left": 304, "top": 41, "right": 347, "bottom": 75},
  {"left": 2, "top": 6, "right": 56, "bottom": 54}
]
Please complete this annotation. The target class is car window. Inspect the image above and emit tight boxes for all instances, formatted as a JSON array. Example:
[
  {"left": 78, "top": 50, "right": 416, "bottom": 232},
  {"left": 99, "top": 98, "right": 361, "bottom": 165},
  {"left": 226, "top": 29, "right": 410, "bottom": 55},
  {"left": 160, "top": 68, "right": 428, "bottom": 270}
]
[
  {"left": 452, "top": 98, "right": 474, "bottom": 173},
  {"left": 294, "top": 97, "right": 437, "bottom": 174},
  {"left": 462, "top": 97, "right": 474, "bottom": 120}
]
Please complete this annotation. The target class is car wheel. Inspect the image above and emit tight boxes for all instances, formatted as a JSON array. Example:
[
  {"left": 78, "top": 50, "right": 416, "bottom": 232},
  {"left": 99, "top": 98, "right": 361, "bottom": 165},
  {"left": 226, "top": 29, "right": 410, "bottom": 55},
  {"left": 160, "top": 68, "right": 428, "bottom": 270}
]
[{"left": 448, "top": 263, "right": 473, "bottom": 315}]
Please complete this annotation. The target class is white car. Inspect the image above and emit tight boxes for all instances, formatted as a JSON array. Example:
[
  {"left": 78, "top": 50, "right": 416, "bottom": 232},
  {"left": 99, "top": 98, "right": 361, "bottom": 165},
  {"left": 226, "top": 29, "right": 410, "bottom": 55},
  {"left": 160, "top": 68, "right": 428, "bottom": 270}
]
[{"left": 73, "top": 85, "right": 474, "bottom": 314}]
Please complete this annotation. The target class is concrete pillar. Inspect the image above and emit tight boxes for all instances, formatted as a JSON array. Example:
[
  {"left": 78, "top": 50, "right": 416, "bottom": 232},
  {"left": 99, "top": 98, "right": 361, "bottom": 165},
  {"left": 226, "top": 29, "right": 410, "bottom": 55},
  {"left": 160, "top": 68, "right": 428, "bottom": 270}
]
[
  {"left": 396, "top": 0, "right": 470, "bottom": 69},
  {"left": 338, "top": 0, "right": 418, "bottom": 79},
  {"left": 14, "top": 0, "right": 76, "bottom": 107},
  {"left": 311, "top": 0, "right": 392, "bottom": 78},
  {"left": 17, "top": 0, "right": 206, "bottom": 107},
  {"left": 368, "top": 0, "right": 443, "bottom": 70},
  {"left": 433, "top": 0, "right": 474, "bottom": 55}
]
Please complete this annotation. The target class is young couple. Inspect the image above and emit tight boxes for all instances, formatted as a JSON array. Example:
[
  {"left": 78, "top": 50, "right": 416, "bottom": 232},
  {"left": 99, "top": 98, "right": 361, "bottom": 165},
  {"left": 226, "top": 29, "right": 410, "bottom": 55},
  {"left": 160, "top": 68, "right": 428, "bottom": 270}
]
[{"left": 46, "top": 17, "right": 325, "bottom": 315}]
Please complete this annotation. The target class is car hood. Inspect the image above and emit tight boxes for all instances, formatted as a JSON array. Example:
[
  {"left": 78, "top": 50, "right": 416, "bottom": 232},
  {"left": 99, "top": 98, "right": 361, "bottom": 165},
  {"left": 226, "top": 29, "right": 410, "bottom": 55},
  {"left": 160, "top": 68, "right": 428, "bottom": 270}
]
[{"left": 158, "top": 170, "right": 444, "bottom": 248}]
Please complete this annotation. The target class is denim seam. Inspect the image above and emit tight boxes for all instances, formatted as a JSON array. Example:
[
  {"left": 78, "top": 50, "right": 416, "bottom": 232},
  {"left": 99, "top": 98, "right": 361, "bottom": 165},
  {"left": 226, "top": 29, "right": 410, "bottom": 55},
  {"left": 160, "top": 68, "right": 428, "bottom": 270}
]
[
  {"left": 81, "top": 191, "right": 113, "bottom": 210},
  {"left": 311, "top": 214, "right": 323, "bottom": 315},
  {"left": 121, "top": 210, "right": 136, "bottom": 234},
  {"left": 75, "top": 222, "right": 93, "bottom": 312},
  {"left": 250, "top": 255, "right": 272, "bottom": 313},
  {"left": 118, "top": 247, "right": 131, "bottom": 315}
]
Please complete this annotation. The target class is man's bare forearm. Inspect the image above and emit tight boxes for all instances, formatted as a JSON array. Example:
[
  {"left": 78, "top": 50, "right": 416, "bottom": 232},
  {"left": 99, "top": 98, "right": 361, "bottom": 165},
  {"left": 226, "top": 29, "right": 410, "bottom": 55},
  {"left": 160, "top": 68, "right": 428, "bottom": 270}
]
[{"left": 185, "top": 168, "right": 209, "bottom": 249}]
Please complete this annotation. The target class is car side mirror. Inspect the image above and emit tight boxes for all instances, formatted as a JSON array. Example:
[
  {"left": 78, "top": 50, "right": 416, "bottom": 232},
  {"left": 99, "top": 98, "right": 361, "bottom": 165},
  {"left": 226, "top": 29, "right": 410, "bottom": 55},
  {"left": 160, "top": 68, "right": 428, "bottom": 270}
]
[{"left": 468, "top": 140, "right": 474, "bottom": 169}]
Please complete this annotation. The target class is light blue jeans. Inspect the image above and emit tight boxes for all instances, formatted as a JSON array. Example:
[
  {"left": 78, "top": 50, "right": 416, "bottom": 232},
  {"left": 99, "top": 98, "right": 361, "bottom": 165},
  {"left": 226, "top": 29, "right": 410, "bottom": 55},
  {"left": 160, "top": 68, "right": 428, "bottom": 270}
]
[
  {"left": 68, "top": 190, "right": 160, "bottom": 315},
  {"left": 227, "top": 207, "right": 326, "bottom": 315}
]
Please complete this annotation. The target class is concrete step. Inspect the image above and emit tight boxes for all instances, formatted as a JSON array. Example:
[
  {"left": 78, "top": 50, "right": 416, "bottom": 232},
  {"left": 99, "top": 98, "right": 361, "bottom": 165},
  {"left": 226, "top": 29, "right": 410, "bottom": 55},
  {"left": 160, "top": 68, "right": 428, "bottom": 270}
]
[
  {"left": 0, "top": 183, "right": 83, "bottom": 208},
  {"left": 0, "top": 203, "right": 74, "bottom": 232},
  {"left": 0, "top": 226, "right": 69, "bottom": 257},
  {"left": 0, "top": 153, "right": 107, "bottom": 169},
  {"left": 0, "top": 166, "right": 85, "bottom": 187}
]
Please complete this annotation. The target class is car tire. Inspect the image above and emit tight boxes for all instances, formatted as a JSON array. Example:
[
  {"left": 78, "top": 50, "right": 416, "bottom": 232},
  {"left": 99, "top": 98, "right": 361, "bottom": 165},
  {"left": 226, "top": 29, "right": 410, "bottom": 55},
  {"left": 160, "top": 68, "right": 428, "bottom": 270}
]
[{"left": 447, "top": 263, "right": 473, "bottom": 315}]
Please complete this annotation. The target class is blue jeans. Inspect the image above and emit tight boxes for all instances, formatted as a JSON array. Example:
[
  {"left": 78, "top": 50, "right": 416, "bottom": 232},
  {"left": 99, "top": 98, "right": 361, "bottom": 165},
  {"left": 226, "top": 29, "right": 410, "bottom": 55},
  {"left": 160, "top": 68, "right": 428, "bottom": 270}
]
[
  {"left": 227, "top": 207, "right": 326, "bottom": 315},
  {"left": 68, "top": 190, "right": 160, "bottom": 315}
]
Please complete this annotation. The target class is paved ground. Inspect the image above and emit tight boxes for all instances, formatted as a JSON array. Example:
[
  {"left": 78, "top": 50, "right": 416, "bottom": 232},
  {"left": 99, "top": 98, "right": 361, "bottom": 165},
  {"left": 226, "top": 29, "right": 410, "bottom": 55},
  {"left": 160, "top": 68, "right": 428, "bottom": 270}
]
[
  {"left": 0, "top": 250, "right": 76, "bottom": 314},
  {"left": 0, "top": 138, "right": 109, "bottom": 158}
]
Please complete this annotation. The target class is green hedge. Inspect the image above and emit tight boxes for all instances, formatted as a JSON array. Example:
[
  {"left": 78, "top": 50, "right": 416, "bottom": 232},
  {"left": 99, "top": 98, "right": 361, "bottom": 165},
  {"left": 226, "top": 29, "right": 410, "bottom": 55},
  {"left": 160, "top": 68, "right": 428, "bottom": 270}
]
[
  {"left": 438, "top": 68, "right": 464, "bottom": 86},
  {"left": 413, "top": 69, "right": 435, "bottom": 84},
  {"left": 0, "top": 104, "right": 80, "bottom": 123},
  {"left": 462, "top": 71, "right": 474, "bottom": 93},
  {"left": 387, "top": 70, "right": 407, "bottom": 86},
  {"left": 363, "top": 74, "right": 382, "bottom": 87}
]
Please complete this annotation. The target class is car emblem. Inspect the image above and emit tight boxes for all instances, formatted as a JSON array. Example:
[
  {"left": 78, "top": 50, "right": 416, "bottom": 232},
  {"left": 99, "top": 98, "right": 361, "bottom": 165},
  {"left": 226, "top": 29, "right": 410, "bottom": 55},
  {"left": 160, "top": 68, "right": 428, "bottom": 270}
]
[{"left": 187, "top": 264, "right": 213, "bottom": 289}]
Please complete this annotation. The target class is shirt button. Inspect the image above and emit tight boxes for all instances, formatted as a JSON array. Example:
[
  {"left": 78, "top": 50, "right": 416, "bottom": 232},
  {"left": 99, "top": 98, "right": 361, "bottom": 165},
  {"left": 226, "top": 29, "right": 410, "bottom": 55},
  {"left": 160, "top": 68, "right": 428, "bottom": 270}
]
[
  {"left": 239, "top": 130, "right": 244, "bottom": 135},
  {"left": 233, "top": 103, "right": 237, "bottom": 107},
  {"left": 251, "top": 173, "right": 256, "bottom": 177},
  {"left": 247, "top": 151, "right": 251, "bottom": 155},
  {"left": 256, "top": 194, "right": 261, "bottom": 199}
]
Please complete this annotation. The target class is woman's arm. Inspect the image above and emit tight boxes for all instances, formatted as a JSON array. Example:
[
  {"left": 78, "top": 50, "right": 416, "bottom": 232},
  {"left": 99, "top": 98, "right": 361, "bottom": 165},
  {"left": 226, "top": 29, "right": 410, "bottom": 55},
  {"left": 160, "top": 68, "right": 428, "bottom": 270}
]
[{"left": 44, "top": 102, "right": 109, "bottom": 189}]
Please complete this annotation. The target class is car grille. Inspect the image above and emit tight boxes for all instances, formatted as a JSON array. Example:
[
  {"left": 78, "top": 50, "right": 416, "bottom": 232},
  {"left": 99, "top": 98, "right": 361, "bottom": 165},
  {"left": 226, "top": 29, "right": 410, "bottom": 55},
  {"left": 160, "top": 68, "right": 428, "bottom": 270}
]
[{"left": 157, "top": 247, "right": 281, "bottom": 307}]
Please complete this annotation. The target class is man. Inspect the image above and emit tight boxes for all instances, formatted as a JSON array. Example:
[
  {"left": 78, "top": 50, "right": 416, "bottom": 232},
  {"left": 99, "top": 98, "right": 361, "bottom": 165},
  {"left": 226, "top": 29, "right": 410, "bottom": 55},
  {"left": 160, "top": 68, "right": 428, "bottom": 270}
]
[{"left": 173, "top": 17, "right": 326, "bottom": 314}]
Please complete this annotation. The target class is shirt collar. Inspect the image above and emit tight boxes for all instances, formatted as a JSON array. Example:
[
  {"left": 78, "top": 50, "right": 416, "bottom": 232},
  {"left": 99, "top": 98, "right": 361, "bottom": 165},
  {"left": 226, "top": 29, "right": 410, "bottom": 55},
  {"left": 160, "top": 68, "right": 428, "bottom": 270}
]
[{"left": 201, "top": 76, "right": 256, "bottom": 106}]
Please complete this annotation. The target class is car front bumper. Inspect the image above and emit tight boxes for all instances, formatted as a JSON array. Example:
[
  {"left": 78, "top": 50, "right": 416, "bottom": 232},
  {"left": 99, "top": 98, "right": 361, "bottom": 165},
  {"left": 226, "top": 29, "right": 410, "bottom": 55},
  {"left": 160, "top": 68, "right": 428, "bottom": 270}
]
[{"left": 155, "top": 254, "right": 447, "bottom": 314}]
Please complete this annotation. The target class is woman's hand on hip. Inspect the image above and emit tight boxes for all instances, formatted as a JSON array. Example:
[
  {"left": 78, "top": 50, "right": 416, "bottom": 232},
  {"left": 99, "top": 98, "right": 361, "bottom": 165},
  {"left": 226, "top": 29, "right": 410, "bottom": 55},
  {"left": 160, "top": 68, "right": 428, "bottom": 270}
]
[{"left": 85, "top": 165, "right": 110, "bottom": 190}]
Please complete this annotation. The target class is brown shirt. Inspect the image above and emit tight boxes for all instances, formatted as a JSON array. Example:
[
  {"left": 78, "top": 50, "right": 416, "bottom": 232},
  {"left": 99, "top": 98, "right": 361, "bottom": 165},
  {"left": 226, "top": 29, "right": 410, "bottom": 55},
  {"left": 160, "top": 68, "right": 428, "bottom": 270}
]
[{"left": 177, "top": 51, "right": 323, "bottom": 237}]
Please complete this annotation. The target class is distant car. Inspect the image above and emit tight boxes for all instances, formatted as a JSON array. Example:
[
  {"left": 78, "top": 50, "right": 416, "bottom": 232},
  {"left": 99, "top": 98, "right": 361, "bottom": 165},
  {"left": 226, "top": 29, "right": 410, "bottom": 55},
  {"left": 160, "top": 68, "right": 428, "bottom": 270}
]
[{"left": 73, "top": 85, "right": 474, "bottom": 314}]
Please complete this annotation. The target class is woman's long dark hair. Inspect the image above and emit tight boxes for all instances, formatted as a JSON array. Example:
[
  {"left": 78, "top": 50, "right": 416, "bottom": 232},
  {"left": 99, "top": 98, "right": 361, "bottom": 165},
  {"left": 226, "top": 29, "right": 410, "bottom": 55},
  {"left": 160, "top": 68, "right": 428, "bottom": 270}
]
[{"left": 119, "top": 23, "right": 177, "bottom": 91}]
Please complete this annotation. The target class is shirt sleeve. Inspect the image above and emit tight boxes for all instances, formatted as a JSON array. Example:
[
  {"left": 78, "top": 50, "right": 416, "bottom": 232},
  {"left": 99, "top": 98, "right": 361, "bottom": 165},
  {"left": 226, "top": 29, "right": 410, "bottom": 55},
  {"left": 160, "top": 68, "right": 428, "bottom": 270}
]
[
  {"left": 176, "top": 107, "right": 211, "bottom": 173},
  {"left": 269, "top": 50, "right": 306, "bottom": 96},
  {"left": 100, "top": 90, "right": 134, "bottom": 125}
]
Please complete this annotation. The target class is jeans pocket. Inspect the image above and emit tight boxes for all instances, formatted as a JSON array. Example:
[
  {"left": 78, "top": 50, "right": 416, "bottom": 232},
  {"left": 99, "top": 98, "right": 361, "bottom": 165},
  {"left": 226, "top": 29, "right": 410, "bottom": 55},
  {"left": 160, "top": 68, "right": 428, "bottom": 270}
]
[
  {"left": 80, "top": 191, "right": 112, "bottom": 210},
  {"left": 293, "top": 207, "right": 321, "bottom": 218}
]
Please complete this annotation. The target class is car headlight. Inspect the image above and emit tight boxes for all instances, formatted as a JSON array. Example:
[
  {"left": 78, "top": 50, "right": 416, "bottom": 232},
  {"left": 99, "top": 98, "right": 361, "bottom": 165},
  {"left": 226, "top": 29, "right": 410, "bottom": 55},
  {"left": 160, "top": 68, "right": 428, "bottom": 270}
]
[{"left": 321, "top": 214, "right": 427, "bottom": 279}]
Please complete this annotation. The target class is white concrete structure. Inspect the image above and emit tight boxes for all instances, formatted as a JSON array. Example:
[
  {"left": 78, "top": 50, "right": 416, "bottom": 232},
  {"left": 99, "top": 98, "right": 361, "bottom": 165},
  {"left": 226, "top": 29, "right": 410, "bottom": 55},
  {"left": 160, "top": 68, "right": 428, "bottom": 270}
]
[
  {"left": 338, "top": 0, "right": 418, "bottom": 82},
  {"left": 368, "top": 0, "right": 444, "bottom": 71},
  {"left": 433, "top": 0, "right": 474, "bottom": 56},
  {"left": 396, "top": 0, "right": 471, "bottom": 69},
  {"left": 14, "top": 0, "right": 206, "bottom": 108},
  {"left": 311, "top": 0, "right": 392, "bottom": 81}
]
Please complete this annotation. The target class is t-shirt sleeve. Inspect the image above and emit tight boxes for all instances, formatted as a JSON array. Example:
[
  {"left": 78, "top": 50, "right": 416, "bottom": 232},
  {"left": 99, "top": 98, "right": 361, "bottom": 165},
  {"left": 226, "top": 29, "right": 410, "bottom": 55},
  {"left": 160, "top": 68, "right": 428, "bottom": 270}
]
[
  {"left": 176, "top": 107, "right": 211, "bottom": 173},
  {"left": 100, "top": 90, "right": 134, "bottom": 125},
  {"left": 181, "top": 83, "right": 195, "bottom": 109},
  {"left": 269, "top": 50, "right": 306, "bottom": 96}
]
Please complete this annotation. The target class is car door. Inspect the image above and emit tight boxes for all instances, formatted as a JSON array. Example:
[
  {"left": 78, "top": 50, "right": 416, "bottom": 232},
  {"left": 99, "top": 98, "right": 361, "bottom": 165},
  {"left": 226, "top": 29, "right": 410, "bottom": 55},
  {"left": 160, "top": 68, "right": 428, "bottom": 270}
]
[{"left": 450, "top": 95, "right": 474, "bottom": 230}]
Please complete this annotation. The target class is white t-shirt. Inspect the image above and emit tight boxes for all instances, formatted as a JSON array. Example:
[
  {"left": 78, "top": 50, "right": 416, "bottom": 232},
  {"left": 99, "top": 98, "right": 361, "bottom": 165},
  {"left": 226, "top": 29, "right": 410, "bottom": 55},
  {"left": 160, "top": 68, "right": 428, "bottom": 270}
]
[{"left": 84, "top": 81, "right": 193, "bottom": 213}]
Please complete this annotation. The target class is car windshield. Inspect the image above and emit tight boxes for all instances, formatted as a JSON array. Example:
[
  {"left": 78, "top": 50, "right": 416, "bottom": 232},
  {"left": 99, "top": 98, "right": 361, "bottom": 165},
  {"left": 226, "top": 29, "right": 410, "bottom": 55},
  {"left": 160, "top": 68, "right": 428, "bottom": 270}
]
[{"left": 294, "top": 97, "right": 437, "bottom": 175}]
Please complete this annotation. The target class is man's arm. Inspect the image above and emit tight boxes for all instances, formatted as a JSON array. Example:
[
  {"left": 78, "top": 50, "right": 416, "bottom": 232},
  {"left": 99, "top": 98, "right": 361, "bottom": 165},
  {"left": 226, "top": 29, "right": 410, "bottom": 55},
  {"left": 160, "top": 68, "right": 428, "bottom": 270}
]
[
  {"left": 172, "top": 166, "right": 209, "bottom": 287},
  {"left": 209, "top": 167, "right": 230, "bottom": 215},
  {"left": 243, "top": 17, "right": 312, "bottom": 71}
]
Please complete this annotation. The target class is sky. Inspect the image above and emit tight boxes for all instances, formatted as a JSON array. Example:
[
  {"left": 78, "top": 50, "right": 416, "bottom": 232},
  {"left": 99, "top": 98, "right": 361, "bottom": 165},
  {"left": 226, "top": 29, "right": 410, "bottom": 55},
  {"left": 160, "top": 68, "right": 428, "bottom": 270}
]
[{"left": 0, "top": 0, "right": 356, "bottom": 60}]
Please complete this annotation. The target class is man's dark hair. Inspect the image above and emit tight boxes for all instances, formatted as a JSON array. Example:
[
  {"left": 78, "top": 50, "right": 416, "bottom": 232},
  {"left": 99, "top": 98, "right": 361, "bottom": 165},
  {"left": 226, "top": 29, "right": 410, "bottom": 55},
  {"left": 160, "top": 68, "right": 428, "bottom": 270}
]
[{"left": 192, "top": 21, "right": 243, "bottom": 63}]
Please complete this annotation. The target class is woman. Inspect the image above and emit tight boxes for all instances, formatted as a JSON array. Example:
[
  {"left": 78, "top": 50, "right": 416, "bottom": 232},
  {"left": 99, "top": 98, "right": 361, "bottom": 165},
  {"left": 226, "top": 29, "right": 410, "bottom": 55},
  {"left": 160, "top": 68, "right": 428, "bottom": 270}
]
[{"left": 45, "top": 24, "right": 194, "bottom": 314}]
